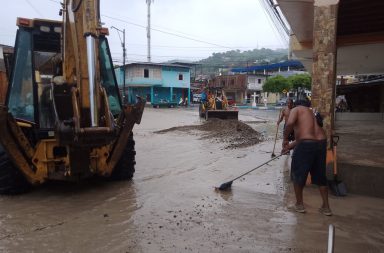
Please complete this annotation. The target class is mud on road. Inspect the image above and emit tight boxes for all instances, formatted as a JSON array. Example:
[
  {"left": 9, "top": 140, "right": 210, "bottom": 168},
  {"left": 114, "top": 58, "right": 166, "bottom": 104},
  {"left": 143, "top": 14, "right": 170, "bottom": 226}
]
[
  {"left": 155, "top": 119, "right": 263, "bottom": 149},
  {"left": 0, "top": 107, "right": 383, "bottom": 253}
]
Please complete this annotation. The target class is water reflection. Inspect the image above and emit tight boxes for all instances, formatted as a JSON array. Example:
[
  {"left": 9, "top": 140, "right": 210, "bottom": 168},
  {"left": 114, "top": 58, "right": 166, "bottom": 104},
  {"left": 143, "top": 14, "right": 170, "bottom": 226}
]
[{"left": 0, "top": 179, "right": 140, "bottom": 252}]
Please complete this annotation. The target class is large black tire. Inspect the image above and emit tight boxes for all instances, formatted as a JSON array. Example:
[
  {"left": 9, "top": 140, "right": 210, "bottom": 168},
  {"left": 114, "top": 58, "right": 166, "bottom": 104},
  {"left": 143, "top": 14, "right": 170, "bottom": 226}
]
[
  {"left": 0, "top": 145, "right": 31, "bottom": 195},
  {"left": 110, "top": 133, "right": 136, "bottom": 181}
]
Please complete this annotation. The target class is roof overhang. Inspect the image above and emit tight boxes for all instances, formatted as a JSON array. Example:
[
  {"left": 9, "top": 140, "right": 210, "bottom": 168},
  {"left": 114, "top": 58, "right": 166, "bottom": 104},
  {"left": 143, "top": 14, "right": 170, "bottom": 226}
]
[
  {"left": 123, "top": 83, "right": 161, "bottom": 87},
  {"left": 277, "top": 0, "right": 384, "bottom": 75}
]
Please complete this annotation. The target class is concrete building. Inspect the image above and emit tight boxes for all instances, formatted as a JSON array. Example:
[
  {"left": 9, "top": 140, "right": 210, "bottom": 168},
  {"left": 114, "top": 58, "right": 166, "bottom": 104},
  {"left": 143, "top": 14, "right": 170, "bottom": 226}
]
[
  {"left": 115, "top": 62, "right": 191, "bottom": 106},
  {"left": 208, "top": 73, "right": 281, "bottom": 105},
  {"left": 277, "top": 0, "right": 384, "bottom": 197},
  {"left": 208, "top": 74, "right": 247, "bottom": 104},
  {"left": 246, "top": 74, "right": 266, "bottom": 104},
  {"left": 231, "top": 61, "right": 308, "bottom": 104}
]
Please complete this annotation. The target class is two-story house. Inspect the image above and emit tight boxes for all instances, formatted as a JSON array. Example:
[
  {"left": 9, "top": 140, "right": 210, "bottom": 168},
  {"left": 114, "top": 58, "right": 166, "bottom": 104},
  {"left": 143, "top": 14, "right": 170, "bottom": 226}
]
[
  {"left": 209, "top": 74, "right": 268, "bottom": 104},
  {"left": 115, "top": 63, "right": 191, "bottom": 106},
  {"left": 246, "top": 75, "right": 266, "bottom": 104},
  {"left": 208, "top": 74, "right": 247, "bottom": 104}
]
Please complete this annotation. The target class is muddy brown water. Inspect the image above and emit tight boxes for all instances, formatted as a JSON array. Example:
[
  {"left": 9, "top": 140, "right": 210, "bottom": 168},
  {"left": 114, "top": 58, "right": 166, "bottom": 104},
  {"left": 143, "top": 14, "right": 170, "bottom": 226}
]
[{"left": 0, "top": 107, "right": 383, "bottom": 252}]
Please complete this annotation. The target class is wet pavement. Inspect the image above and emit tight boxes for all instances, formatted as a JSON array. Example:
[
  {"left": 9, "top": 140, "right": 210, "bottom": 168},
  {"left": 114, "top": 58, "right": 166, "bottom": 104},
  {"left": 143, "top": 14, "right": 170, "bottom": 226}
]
[{"left": 0, "top": 107, "right": 383, "bottom": 252}]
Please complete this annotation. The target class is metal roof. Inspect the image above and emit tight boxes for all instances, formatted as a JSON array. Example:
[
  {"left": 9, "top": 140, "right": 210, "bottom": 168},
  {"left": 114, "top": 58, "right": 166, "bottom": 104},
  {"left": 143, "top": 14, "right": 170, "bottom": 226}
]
[
  {"left": 121, "top": 62, "right": 191, "bottom": 69},
  {"left": 231, "top": 60, "right": 304, "bottom": 73}
]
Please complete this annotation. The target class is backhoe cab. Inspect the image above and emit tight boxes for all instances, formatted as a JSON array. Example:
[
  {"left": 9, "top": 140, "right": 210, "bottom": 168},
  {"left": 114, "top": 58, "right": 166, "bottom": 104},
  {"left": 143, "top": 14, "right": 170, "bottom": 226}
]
[{"left": 0, "top": 2, "right": 144, "bottom": 194}]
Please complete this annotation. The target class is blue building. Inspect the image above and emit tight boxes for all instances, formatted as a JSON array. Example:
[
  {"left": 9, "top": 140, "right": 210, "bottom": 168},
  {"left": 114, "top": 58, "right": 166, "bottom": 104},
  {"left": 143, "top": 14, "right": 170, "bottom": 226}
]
[{"left": 115, "top": 62, "right": 191, "bottom": 106}]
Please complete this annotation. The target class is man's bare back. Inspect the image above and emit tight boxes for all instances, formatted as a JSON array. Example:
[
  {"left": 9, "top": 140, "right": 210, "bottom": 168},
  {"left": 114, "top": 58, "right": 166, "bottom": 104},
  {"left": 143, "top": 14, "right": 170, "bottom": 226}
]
[
  {"left": 282, "top": 107, "right": 326, "bottom": 152},
  {"left": 277, "top": 99, "right": 294, "bottom": 126},
  {"left": 284, "top": 105, "right": 317, "bottom": 142},
  {"left": 313, "top": 111, "right": 326, "bottom": 141}
]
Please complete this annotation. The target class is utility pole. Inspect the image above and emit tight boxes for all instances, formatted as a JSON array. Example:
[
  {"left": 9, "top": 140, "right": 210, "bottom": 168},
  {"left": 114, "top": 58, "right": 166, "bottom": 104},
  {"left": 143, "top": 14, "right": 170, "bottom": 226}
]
[
  {"left": 123, "top": 28, "right": 126, "bottom": 102},
  {"left": 146, "top": 0, "right": 153, "bottom": 62},
  {"left": 111, "top": 26, "right": 127, "bottom": 103}
]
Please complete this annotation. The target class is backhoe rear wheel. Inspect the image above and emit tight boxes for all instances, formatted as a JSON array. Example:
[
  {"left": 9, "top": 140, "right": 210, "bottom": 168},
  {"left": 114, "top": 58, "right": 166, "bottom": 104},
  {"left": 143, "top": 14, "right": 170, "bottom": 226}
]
[
  {"left": 0, "top": 145, "right": 31, "bottom": 195},
  {"left": 110, "top": 133, "right": 136, "bottom": 181}
]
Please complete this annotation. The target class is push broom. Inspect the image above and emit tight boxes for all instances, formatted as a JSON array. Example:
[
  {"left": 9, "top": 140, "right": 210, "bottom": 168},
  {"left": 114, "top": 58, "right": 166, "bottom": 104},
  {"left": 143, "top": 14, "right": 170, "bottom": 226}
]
[{"left": 216, "top": 152, "right": 286, "bottom": 191}]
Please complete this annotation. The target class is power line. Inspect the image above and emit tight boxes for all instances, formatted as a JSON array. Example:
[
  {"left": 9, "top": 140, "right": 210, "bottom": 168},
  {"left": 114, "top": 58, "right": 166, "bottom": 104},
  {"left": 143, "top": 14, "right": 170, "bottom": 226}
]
[
  {"left": 110, "top": 50, "right": 288, "bottom": 64},
  {"left": 113, "top": 53, "right": 286, "bottom": 64},
  {"left": 104, "top": 13, "right": 217, "bottom": 45},
  {"left": 111, "top": 51, "right": 287, "bottom": 61},
  {"left": 111, "top": 43, "right": 285, "bottom": 50},
  {"left": 127, "top": 44, "right": 236, "bottom": 49},
  {"left": 46, "top": 0, "right": 61, "bottom": 3},
  {"left": 25, "top": 0, "right": 44, "bottom": 18},
  {"left": 258, "top": 0, "right": 289, "bottom": 46},
  {"left": 102, "top": 14, "right": 234, "bottom": 50},
  {"left": 42, "top": 0, "right": 285, "bottom": 50},
  {"left": 42, "top": 0, "right": 225, "bottom": 50},
  {"left": 113, "top": 53, "right": 209, "bottom": 59}
]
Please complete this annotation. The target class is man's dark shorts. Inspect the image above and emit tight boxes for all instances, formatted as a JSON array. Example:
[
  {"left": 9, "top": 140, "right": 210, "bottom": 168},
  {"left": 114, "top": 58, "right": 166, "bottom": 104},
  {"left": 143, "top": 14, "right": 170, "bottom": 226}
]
[{"left": 291, "top": 140, "right": 327, "bottom": 186}]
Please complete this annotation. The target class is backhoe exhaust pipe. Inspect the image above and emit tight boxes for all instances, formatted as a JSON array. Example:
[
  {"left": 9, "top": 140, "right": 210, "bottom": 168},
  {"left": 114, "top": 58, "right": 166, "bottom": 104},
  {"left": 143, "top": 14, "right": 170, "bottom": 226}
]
[{"left": 86, "top": 35, "right": 98, "bottom": 127}]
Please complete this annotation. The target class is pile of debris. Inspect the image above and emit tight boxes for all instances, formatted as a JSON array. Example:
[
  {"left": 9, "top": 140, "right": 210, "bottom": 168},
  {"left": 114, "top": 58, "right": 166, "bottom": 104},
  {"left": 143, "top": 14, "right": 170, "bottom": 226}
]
[{"left": 155, "top": 119, "right": 263, "bottom": 149}]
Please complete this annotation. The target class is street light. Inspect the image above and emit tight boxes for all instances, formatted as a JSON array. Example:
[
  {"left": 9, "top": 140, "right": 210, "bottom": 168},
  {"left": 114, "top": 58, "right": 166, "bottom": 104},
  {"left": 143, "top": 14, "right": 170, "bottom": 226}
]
[{"left": 111, "top": 26, "right": 127, "bottom": 103}]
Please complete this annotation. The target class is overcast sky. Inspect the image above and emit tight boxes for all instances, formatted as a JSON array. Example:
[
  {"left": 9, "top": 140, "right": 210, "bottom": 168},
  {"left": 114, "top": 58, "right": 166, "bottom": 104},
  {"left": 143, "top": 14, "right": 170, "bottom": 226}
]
[{"left": 0, "top": 0, "right": 287, "bottom": 63}]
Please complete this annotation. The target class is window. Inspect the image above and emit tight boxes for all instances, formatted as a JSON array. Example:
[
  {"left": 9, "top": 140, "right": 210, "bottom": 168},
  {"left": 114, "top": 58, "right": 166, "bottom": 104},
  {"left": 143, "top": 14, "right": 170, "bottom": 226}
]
[
  {"left": 258, "top": 79, "right": 261, "bottom": 84},
  {"left": 100, "top": 38, "right": 121, "bottom": 114},
  {"left": 35, "top": 51, "right": 58, "bottom": 128},
  {"left": 178, "top": 74, "right": 183, "bottom": 80},
  {"left": 8, "top": 29, "right": 35, "bottom": 122},
  {"left": 144, "top": 68, "right": 149, "bottom": 78}
]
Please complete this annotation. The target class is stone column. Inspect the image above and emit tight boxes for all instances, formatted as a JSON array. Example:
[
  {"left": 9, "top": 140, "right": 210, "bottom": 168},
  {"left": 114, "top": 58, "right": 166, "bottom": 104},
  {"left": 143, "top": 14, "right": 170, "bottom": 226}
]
[{"left": 311, "top": 0, "right": 339, "bottom": 146}]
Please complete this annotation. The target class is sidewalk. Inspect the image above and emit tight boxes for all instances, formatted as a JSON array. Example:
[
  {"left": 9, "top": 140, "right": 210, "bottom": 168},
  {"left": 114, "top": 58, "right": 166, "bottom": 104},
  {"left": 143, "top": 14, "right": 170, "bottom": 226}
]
[{"left": 280, "top": 154, "right": 384, "bottom": 252}]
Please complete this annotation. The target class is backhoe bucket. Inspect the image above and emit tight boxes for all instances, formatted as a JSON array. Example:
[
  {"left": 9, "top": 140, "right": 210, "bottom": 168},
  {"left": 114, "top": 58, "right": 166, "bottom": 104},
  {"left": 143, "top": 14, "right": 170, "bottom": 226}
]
[{"left": 206, "top": 110, "right": 238, "bottom": 120}]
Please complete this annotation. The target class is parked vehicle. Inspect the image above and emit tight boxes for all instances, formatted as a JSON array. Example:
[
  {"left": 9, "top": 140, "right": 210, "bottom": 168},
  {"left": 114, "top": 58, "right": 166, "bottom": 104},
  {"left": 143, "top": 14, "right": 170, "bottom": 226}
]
[
  {"left": 192, "top": 93, "right": 201, "bottom": 103},
  {"left": 276, "top": 98, "right": 287, "bottom": 106},
  {"left": 226, "top": 96, "right": 235, "bottom": 106},
  {"left": 152, "top": 99, "right": 177, "bottom": 108}
]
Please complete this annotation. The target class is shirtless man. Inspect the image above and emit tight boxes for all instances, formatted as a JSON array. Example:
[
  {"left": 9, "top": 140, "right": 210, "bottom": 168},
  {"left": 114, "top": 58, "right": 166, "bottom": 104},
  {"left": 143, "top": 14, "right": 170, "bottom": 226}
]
[
  {"left": 277, "top": 98, "right": 293, "bottom": 125},
  {"left": 277, "top": 98, "right": 294, "bottom": 143},
  {"left": 282, "top": 100, "right": 332, "bottom": 216}
]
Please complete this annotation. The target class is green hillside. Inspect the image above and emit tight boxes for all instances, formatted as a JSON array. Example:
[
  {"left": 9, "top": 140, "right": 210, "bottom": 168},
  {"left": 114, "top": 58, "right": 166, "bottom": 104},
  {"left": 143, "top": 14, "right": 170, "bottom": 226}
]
[{"left": 194, "top": 48, "right": 288, "bottom": 77}]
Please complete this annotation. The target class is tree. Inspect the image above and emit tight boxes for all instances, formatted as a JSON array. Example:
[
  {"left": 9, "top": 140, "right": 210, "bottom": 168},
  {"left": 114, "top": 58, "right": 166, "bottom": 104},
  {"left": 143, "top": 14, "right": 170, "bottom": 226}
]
[
  {"left": 287, "top": 73, "right": 312, "bottom": 100},
  {"left": 262, "top": 75, "right": 290, "bottom": 93},
  {"left": 287, "top": 73, "right": 311, "bottom": 90}
]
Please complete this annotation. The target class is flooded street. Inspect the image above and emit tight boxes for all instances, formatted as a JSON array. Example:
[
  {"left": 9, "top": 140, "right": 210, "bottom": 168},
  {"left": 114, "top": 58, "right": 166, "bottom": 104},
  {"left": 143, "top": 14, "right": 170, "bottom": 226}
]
[{"left": 1, "top": 107, "right": 383, "bottom": 252}]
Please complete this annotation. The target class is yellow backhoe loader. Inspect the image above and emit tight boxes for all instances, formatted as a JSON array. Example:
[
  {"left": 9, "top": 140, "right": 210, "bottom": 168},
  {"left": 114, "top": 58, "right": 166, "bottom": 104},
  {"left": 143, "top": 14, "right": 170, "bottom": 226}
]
[
  {"left": 0, "top": 0, "right": 145, "bottom": 194},
  {"left": 199, "top": 93, "right": 238, "bottom": 120}
]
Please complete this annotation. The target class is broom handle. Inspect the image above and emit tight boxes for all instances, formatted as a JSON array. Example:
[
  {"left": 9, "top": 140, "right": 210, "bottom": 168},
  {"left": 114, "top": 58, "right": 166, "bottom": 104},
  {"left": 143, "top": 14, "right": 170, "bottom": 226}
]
[
  {"left": 272, "top": 124, "right": 279, "bottom": 154},
  {"left": 272, "top": 109, "right": 283, "bottom": 154},
  {"left": 232, "top": 153, "right": 285, "bottom": 182},
  {"left": 333, "top": 145, "right": 337, "bottom": 175},
  {"left": 332, "top": 135, "right": 339, "bottom": 176}
]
